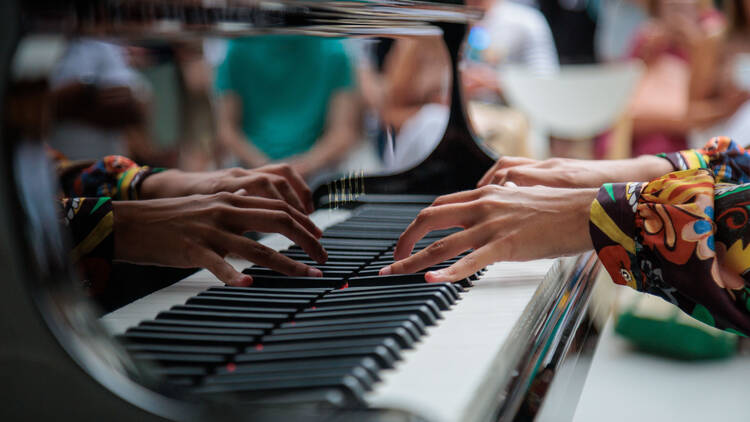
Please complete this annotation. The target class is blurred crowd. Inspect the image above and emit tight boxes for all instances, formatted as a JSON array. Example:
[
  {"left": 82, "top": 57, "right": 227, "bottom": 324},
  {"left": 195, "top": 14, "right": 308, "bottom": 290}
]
[{"left": 36, "top": 0, "right": 750, "bottom": 179}]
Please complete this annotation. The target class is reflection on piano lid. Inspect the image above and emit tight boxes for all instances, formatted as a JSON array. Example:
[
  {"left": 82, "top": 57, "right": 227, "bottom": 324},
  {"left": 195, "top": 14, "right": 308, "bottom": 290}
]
[{"left": 1, "top": 1, "right": 605, "bottom": 421}]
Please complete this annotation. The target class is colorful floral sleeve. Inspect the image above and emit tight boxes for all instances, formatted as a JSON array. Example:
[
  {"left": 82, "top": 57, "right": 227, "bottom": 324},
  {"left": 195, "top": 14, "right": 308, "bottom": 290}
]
[
  {"left": 589, "top": 168, "right": 750, "bottom": 336},
  {"left": 659, "top": 136, "right": 750, "bottom": 184},
  {"left": 54, "top": 154, "right": 162, "bottom": 296},
  {"left": 61, "top": 196, "right": 114, "bottom": 296},
  {"left": 58, "top": 155, "right": 162, "bottom": 200}
]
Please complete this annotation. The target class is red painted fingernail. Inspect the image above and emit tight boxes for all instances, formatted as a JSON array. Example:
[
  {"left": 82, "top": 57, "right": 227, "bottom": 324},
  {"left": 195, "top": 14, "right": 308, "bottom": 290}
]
[
  {"left": 425, "top": 271, "right": 442, "bottom": 282},
  {"left": 379, "top": 266, "right": 392, "bottom": 276}
]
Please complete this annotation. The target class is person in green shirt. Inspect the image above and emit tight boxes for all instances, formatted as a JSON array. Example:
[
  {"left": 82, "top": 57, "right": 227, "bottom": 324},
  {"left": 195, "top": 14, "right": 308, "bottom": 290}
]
[{"left": 214, "top": 35, "right": 360, "bottom": 179}]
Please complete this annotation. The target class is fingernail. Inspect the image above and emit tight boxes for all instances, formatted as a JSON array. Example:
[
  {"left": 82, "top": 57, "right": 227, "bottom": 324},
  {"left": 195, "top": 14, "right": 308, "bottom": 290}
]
[
  {"left": 425, "top": 271, "right": 442, "bottom": 282},
  {"left": 234, "top": 275, "right": 253, "bottom": 286},
  {"left": 379, "top": 266, "right": 392, "bottom": 276},
  {"left": 308, "top": 267, "right": 323, "bottom": 277}
]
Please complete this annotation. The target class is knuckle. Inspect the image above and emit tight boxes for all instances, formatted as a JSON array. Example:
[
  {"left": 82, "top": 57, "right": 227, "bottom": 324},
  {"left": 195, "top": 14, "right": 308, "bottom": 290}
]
[
  {"left": 228, "top": 167, "right": 245, "bottom": 177},
  {"left": 427, "top": 240, "right": 445, "bottom": 254},
  {"left": 214, "top": 191, "right": 234, "bottom": 203}
]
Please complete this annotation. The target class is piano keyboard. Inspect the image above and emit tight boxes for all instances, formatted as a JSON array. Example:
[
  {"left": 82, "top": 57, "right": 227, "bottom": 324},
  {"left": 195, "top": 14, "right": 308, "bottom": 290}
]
[{"left": 101, "top": 203, "right": 556, "bottom": 421}]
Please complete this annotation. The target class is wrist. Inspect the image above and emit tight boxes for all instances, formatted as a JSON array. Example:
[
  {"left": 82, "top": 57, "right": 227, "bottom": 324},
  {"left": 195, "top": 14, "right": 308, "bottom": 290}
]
[
  {"left": 112, "top": 201, "right": 137, "bottom": 261},
  {"left": 569, "top": 188, "right": 598, "bottom": 252},
  {"left": 624, "top": 155, "right": 675, "bottom": 182},
  {"left": 140, "top": 169, "right": 191, "bottom": 199}
]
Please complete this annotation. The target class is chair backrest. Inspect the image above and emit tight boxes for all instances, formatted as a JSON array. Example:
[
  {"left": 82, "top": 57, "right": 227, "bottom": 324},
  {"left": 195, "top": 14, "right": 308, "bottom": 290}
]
[{"left": 499, "top": 61, "right": 645, "bottom": 140}]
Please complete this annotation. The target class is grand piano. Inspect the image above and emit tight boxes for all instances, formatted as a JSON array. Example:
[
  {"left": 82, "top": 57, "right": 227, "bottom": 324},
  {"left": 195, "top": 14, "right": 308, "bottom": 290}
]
[{"left": 0, "top": 1, "right": 609, "bottom": 421}]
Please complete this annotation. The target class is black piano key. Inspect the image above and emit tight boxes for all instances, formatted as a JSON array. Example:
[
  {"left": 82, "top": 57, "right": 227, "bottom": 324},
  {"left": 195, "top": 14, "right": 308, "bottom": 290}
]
[
  {"left": 305, "top": 302, "right": 442, "bottom": 322},
  {"left": 188, "top": 294, "right": 310, "bottom": 309},
  {"left": 322, "top": 231, "right": 401, "bottom": 240},
  {"left": 291, "top": 244, "right": 385, "bottom": 252},
  {"left": 152, "top": 366, "right": 209, "bottom": 377},
  {"left": 123, "top": 343, "right": 238, "bottom": 355},
  {"left": 251, "top": 338, "right": 403, "bottom": 358},
  {"left": 234, "top": 345, "right": 398, "bottom": 369},
  {"left": 213, "top": 357, "right": 381, "bottom": 381},
  {"left": 316, "top": 291, "right": 452, "bottom": 310},
  {"left": 207, "top": 286, "right": 330, "bottom": 296},
  {"left": 121, "top": 331, "right": 257, "bottom": 346},
  {"left": 319, "top": 238, "right": 393, "bottom": 248},
  {"left": 204, "top": 366, "right": 377, "bottom": 391},
  {"left": 132, "top": 352, "right": 226, "bottom": 365},
  {"left": 290, "top": 250, "right": 378, "bottom": 258},
  {"left": 281, "top": 252, "right": 374, "bottom": 263},
  {"left": 279, "top": 314, "right": 427, "bottom": 333},
  {"left": 199, "top": 289, "right": 322, "bottom": 301},
  {"left": 243, "top": 267, "right": 354, "bottom": 279},
  {"left": 271, "top": 319, "right": 425, "bottom": 338},
  {"left": 192, "top": 374, "right": 368, "bottom": 406},
  {"left": 331, "top": 282, "right": 461, "bottom": 301},
  {"left": 172, "top": 304, "right": 296, "bottom": 315},
  {"left": 156, "top": 309, "right": 287, "bottom": 323},
  {"left": 239, "top": 275, "right": 346, "bottom": 289},
  {"left": 348, "top": 272, "right": 473, "bottom": 288},
  {"left": 143, "top": 319, "right": 274, "bottom": 331},
  {"left": 294, "top": 305, "right": 437, "bottom": 326},
  {"left": 261, "top": 327, "right": 414, "bottom": 349},
  {"left": 131, "top": 325, "right": 265, "bottom": 337}
]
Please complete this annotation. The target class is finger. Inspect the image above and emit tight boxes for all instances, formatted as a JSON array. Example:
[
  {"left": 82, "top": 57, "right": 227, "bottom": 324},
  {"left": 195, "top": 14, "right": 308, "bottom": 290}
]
[
  {"left": 201, "top": 249, "right": 253, "bottom": 286},
  {"left": 425, "top": 242, "right": 499, "bottom": 283},
  {"left": 478, "top": 156, "right": 536, "bottom": 187},
  {"left": 262, "top": 164, "right": 314, "bottom": 214},
  {"left": 382, "top": 228, "right": 481, "bottom": 275},
  {"left": 217, "top": 233, "right": 323, "bottom": 277},
  {"left": 272, "top": 176, "right": 307, "bottom": 215},
  {"left": 260, "top": 210, "right": 328, "bottom": 263},
  {"left": 393, "top": 204, "right": 473, "bottom": 260},
  {"left": 492, "top": 167, "right": 561, "bottom": 188},
  {"left": 478, "top": 161, "right": 503, "bottom": 187},
  {"left": 431, "top": 189, "right": 486, "bottom": 207},
  {"left": 227, "top": 195, "right": 323, "bottom": 238}
]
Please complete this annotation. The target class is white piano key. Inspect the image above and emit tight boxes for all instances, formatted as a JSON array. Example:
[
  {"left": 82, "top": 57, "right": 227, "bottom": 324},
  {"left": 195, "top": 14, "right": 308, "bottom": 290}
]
[{"left": 364, "top": 259, "right": 554, "bottom": 422}]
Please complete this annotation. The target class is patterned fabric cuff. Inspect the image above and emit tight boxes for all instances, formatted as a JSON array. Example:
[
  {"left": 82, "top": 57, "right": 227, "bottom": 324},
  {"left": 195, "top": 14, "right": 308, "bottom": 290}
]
[
  {"left": 63, "top": 196, "right": 114, "bottom": 262},
  {"left": 589, "top": 182, "right": 643, "bottom": 289},
  {"left": 62, "top": 196, "right": 115, "bottom": 297},
  {"left": 128, "top": 166, "right": 164, "bottom": 200},
  {"left": 658, "top": 149, "right": 709, "bottom": 172}
]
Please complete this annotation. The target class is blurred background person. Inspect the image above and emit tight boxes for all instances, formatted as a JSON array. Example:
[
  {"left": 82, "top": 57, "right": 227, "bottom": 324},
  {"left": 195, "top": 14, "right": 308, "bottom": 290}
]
[
  {"left": 48, "top": 38, "right": 147, "bottom": 161},
  {"left": 463, "top": 0, "right": 559, "bottom": 101},
  {"left": 626, "top": 0, "right": 750, "bottom": 155},
  {"left": 213, "top": 35, "right": 361, "bottom": 180}
]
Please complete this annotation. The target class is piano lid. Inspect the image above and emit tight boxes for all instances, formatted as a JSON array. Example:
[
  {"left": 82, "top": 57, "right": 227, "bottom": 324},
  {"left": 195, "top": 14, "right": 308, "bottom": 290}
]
[{"left": 20, "top": 0, "right": 483, "bottom": 39}]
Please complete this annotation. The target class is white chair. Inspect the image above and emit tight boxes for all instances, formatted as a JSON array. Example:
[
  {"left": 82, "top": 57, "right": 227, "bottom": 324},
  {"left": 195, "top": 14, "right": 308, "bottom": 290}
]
[{"left": 499, "top": 60, "right": 644, "bottom": 159}]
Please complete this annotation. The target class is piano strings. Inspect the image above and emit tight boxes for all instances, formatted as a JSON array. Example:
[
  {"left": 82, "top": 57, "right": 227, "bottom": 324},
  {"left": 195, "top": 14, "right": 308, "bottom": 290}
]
[{"left": 327, "top": 171, "right": 365, "bottom": 211}]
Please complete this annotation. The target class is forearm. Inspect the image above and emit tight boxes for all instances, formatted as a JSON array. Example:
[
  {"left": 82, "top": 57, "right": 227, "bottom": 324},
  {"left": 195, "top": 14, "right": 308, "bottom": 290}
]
[
  {"left": 217, "top": 125, "right": 269, "bottom": 168},
  {"left": 289, "top": 128, "right": 359, "bottom": 176}
]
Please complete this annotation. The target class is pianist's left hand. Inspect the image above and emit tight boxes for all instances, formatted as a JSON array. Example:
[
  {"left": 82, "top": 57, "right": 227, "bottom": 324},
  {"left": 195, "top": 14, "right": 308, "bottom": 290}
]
[
  {"left": 139, "top": 163, "right": 314, "bottom": 214},
  {"left": 380, "top": 184, "right": 598, "bottom": 283}
]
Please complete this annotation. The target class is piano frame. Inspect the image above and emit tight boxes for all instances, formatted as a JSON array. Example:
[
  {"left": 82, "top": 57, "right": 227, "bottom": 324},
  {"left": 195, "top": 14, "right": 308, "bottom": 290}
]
[{"left": 0, "top": 1, "right": 608, "bottom": 421}]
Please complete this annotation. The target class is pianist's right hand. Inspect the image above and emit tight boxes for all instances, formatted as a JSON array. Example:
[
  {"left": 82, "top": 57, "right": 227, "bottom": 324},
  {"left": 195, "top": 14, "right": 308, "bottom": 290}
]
[
  {"left": 477, "top": 155, "right": 674, "bottom": 188},
  {"left": 111, "top": 193, "right": 327, "bottom": 286}
]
